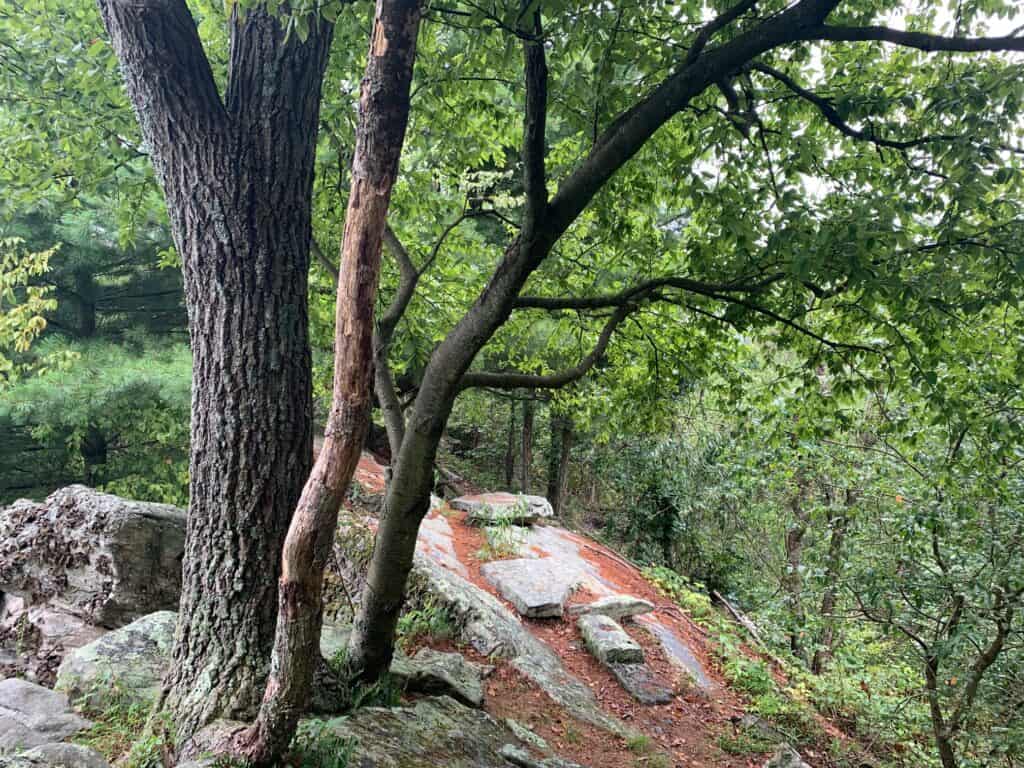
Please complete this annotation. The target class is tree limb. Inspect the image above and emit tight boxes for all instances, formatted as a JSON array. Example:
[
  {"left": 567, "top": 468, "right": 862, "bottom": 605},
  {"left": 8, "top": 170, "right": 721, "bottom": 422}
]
[
  {"left": 458, "top": 304, "right": 631, "bottom": 391},
  {"left": 750, "top": 62, "right": 958, "bottom": 150},
  {"left": 514, "top": 272, "right": 785, "bottom": 310},
  {"left": 814, "top": 25, "right": 1024, "bottom": 52}
]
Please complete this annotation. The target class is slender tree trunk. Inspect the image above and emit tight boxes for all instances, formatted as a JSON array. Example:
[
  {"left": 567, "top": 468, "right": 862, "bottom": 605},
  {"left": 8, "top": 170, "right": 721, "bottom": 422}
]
[
  {"left": 97, "top": 0, "right": 332, "bottom": 743},
  {"left": 233, "top": 3, "right": 421, "bottom": 760},
  {"left": 546, "top": 412, "right": 572, "bottom": 515},
  {"left": 520, "top": 397, "right": 534, "bottom": 492},
  {"left": 504, "top": 400, "right": 517, "bottom": 488},
  {"left": 73, "top": 269, "right": 96, "bottom": 338},
  {"left": 783, "top": 486, "right": 809, "bottom": 663},
  {"left": 811, "top": 497, "right": 851, "bottom": 675}
]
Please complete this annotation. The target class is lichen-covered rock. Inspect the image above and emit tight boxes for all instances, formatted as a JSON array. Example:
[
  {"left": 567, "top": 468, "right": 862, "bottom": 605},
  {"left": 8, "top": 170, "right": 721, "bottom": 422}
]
[
  {"left": 0, "top": 679, "right": 92, "bottom": 755},
  {"left": 321, "top": 695, "right": 526, "bottom": 768},
  {"left": 392, "top": 648, "right": 493, "bottom": 708},
  {"left": 0, "top": 744, "right": 110, "bottom": 768},
  {"left": 577, "top": 614, "right": 643, "bottom": 665},
  {"left": 0, "top": 487, "right": 185, "bottom": 628},
  {"left": 764, "top": 743, "right": 812, "bottom": 768},
  {"left": 568, "top": 595, "right": 654, "bottom": 622},
  {"left": 54, "top": 611, "right": 175, "bottom": 708},
  {"left": 451, "top": 494, "right": 554, "bottom": 526},
  {"left": 480, "top": 559, "right": 580, "bottom": 618}
]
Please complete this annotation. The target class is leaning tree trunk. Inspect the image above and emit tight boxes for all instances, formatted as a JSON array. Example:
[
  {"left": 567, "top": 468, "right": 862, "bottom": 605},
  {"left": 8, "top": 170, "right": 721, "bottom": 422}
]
[
  {"left": 97, "top": 0, "right": 332, "bottom": 744},
  {"left": 233, "top": 1, "right": 421, "bottom": 761}
]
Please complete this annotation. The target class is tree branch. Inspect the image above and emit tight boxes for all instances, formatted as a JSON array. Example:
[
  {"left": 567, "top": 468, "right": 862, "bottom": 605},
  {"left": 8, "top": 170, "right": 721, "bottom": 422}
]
[
  {"left": 458, "top": 305, "right": 631, "bottom": 391},
  {"left": 750, "top": 62, "right": 957, "bottom": 150},
  {"left": 814, "top": 25, "right": 1024, "bottom": 52},
  {"left": 514, "top": 272, "right": 785, "bottom": 310},
  {"left": 521, "top": 1, "right": 548, "bottom": 237},
  {"left": 684, "top": 0, "right": 759, "bottom": 67}
]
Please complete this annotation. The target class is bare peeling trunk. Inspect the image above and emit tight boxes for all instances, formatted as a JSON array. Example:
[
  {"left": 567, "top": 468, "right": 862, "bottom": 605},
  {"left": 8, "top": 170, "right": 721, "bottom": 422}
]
[
  {"left": 233, "top": 2, "right": 421, "bottom": 762},
  {"left": 97, "top": 0, "right": 332, "bottom": 743}
]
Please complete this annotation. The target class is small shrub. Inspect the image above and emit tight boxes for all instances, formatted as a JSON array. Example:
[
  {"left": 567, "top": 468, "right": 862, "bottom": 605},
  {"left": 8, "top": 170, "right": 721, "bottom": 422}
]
[
  {"left": 291, "top": 719, "right": 357, "bottom": 768},
  {"left": 396, "top": 596, "right": 454, "bottom": 650}
]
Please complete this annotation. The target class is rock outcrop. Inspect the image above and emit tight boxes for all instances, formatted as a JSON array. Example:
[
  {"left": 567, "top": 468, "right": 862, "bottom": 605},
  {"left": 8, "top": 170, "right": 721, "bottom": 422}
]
[
  {"left": 321, "top": 695, "right": 552, "bottom": 768},
  {"left": 0, "top": 678, "right": 92, "bottom": 755},
  {"left": 0, "top": 487, "right": 185, "bottom": 628},
  {"left": 0, "top": 744, "right": 109, "bottom": 768}
]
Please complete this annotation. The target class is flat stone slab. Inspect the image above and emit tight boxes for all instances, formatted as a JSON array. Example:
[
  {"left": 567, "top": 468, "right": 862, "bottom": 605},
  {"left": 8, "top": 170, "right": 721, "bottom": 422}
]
[
  {"left": 608, "top": 663, "right": 674, "bottom": 705},
  {"left": 0, "top": 679, "right": 92, "bottom": 755},
  {"left": 452, "top": 493, "right": 554, "bottom": 526},
  {"left": 480, "top": 559, "right": 579, "bottom": 618},
  {"left": 577, "top": 614, "right": 643, "bottom": 665},
  {"left": 569, "top": 595, "right": 654, "bottom": 621}
]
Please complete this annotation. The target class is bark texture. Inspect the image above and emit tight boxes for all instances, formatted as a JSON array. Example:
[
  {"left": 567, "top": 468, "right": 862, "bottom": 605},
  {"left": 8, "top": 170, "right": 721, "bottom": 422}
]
[
  {"left": 234, "top": 1, "right": 421, "bottom": 761},
  {"left": 96, "top": 0, "right": 332, "bottom": 741}
]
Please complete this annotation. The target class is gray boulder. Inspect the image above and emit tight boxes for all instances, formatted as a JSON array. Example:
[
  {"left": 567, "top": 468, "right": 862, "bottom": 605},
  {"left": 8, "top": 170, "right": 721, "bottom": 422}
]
[
  {"left": 0, "top": 744, "right": 109, "bottom": 768},
  {"left": 568, "top": 595, "right": 654, "bottom": 622},
  {"left": 577, "top": 614, "right": 643, "bottom": 665},
  {"left": 480, "top": 559, "right": 579, "bottom": 618},
  {"left": 54, "top": 611, "right": 175, "bottom": 708},
  {"left": 451, "top": 494, "right": 554, "bottom": 526},
  {"left": 0, "top": 487, "right": 185, "bottom": 628},
  {"left": 392, "top": 648, "right": 493, "bottom": 708},
  {"left": 0, "top": 679, "right": 92, "bottom": 755}
]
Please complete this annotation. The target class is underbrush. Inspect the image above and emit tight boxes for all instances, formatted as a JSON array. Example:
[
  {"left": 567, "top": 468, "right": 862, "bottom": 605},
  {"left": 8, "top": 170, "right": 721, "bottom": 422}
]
[{"left": 643, "top": 566, "right": 872, "bottom": 768}]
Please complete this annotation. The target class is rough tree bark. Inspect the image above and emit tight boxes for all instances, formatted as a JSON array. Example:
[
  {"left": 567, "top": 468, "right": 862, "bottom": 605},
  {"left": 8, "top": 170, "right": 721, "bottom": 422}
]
[
  {"left": 232, "top": 1, "right": 421, "bottom": 762},
  {"left": 96, "top": 0, "right": 332, "bottom": 741}
]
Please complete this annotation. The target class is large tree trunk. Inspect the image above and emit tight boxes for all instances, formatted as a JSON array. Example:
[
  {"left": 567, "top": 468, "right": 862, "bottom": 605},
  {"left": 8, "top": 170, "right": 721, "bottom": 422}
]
[
  {"left": 520, "top": 397, "right": 534, "bottom": 492},
  {"left": 235, "top": 2, "right": 421, "bottom": 761},
  {"left": 783, "top": 483, "right": 809, "bottom": 664},
  {"left": 97, "top": 0, "right": 332, "bottom": 743}
]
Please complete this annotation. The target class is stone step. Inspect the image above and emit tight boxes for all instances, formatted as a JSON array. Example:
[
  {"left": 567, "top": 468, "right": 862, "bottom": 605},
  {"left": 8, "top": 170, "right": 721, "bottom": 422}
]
[
  {"left": 608, "top": 663, "right": 675, "bottom": 705},
  {"left": 568, "top": 595, "right": 654, "bottom": 622},
  {"left": 577, "top": 614, "right": 644, "bottom": 665},
  {"left": 480, "top": 558, "right": 579, "bottom": 618}
]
